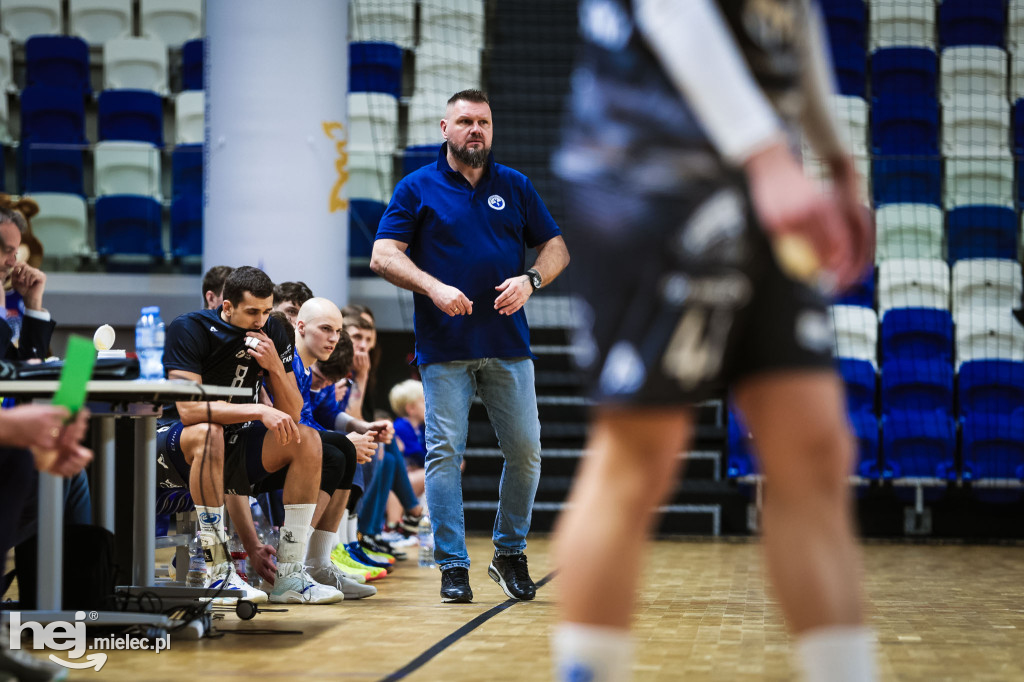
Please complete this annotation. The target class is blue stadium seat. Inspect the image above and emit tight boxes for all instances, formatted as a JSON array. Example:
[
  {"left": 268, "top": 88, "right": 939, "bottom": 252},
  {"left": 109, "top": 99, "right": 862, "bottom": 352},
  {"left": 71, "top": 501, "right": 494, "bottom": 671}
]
[
  {"left": 849, "top": 411, "right": 882, "bottom": 478},
  {"left": 880, "top": 307, "right": 953, "bottom": 363},
  {"left": 839, "top": 357, "right": 877, "bottom": 415},
  {"left": 171, "top": 194, "right": 202, "bottom": 257},
  {"left": 98, "top": 89, "right": 164, "bottom": 146},
  {"left": 881, "top": 358, "right": 954, "bottom": 415},
  {"left": 350, "top": 41, "right": 403, "bottom": 97},
  {"left": 350, "top": 199, "right": 385, "bottom": 275},
  {"left": 958, "top": 360, "right": 1024, "bottom": 417},
  {"left": 835, "top": 265, "right": 875, "bottom": 307},
  {"left": 938, "top": 0, "right": 1007, "bottom": 48},
  {"left": 402, "top": 144, "right": 440, "bottom": 177},
  {"left": 946, "top": 205, "right": 1017, "bottom": 263},
  {"left": 182, "top": 39, "right": 203, "bottom": 91},
  {"left": 820, "top": 0, "right": 867, "bottom": 52},
  {"left": 25, "top": 36, "right": 90, "bottom": 94},
  {"left": 94, "top": 195, "right": 163, "bottom": 259},
  {"left": 872, "top": 158, "right": 942, "bottom": 206},
  {"left": 172, "top": 144, "right": 202, "bottom": 199},
  {"left": 20, "top": 86, "right": 86, "bottom": 144},
  {"left": 831, "top": 43, "right": 867, "bottom": 98},
  {"left": 19, "top": 146, "right": 83, "bottom": 195},
  {"left": 871, "top": 95, "right": 939, "bottom": 155},
  {"left": 727, "top": 412, "right": 758, "bottom": 477},
  {"left": 881, "top": 410, "right": 957, "bottom": 478},
  {"left": 871, "top": 47, "right": 938, "bottom": 97},
  {"left": 961, "top": 413, "right": 1024, "bottom": 480}
]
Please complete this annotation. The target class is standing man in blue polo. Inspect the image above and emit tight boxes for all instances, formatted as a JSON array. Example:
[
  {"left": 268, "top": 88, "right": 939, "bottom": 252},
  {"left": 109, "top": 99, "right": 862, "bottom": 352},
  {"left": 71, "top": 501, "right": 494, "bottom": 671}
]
[{"left": 371, "top": 89, "right": 570, "bottom": 603}]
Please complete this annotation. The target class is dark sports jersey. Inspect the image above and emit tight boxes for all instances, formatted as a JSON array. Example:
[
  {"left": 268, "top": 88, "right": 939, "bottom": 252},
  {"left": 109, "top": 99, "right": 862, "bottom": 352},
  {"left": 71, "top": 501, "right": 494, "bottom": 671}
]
[
  {"left": 161, "top": 307, "right": 294, "bottom": 425},
  {"left": 557, "top": 0, "right": 809, "bottom": 188}
]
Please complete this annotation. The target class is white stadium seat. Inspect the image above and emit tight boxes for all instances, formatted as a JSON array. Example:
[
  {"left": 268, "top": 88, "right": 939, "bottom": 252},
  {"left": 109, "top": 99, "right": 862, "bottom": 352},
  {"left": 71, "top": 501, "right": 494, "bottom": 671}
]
[
  {"left": 832, "top": 304, "right": 879, "bottom": 368},
  {"left": 30, "top": 192, "right": 90, "bottom": 258},
  {"left": 69, "top": 0, "right": 133, "bottom": 46},
  {"left": 878, "top": 258, "right": 950, "bottom": 314},
  {"left": 104, "top": 37, "right": 169, "bottom": 95},
  {"left": 951, "top": 259, "right": 1023, "bottom": 319},
  {"left": 94, "top": 140, "right": 162, "bottom": 198}
]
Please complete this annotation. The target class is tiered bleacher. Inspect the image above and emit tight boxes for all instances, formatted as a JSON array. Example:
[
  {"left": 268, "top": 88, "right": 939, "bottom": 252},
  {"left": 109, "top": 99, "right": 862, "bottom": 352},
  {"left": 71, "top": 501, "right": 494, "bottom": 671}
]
[
  {"left": 814, "top": 0, "right": 1024, "bottom": 491},
  {"left": 0, "top": 0, "right": 203, "bottom": 269}
]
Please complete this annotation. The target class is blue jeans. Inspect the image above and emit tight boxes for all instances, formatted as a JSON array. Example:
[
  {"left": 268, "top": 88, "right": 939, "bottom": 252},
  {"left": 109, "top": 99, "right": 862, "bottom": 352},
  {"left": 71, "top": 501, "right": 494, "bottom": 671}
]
[
  {"left": 421, "top": 357, "right": 541, "bottom": 570},
  {"left": 358, "top": 442, "right": 420, "bottom": 536}
]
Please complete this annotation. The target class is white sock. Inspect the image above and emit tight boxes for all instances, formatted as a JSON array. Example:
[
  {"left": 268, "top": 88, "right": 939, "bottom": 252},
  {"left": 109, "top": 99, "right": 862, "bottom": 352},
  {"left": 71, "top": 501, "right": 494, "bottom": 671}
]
[
  {"left": 347, "top": 513, "right": 359, "bottom": 545},
  {"left": 195, "top": 504, "right": 230, "bottom": 565},
  {"left": 307, "top": 529, "right": 337, "bottom": 568},
  {"left": 552, "top": 623, "right": 633, "bottom": 682},
  {"left": 796, "top": 626, "right": 877, "bottom": 682},
  {"left": 277, "top": 503, "right": 316, "bottom": 565},
  {"left": 337, "top": 510, "right": 350, "bottom": 544}
]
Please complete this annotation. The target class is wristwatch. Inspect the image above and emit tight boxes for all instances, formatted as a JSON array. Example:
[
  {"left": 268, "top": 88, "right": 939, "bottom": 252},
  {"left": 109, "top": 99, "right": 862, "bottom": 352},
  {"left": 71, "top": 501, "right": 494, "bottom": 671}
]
[{"left": 525, "top": 268, "right": 542, "bottom": 291}]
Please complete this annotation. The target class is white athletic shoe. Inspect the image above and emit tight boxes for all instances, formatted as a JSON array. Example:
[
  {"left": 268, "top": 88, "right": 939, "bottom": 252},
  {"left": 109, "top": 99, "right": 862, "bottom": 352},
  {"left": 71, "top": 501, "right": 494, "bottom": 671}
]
[
  {"left": 206, "top": 563, "right": 268, "bottom": 604},
  {"left": 380, "top": 530, "right": 419, "bottom": 548},
  {"left": 269, "top": 562, "right": 344, "bottom": 604},
  {"left": 308, "top": 563, "right": 377, "bottom": 599}
]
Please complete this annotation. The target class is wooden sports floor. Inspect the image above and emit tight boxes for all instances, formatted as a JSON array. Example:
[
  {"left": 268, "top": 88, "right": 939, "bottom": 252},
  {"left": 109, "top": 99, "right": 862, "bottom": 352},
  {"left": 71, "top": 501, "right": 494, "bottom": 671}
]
[{"left": 8, "top": 535, "right": 1024, "bottom": 681}]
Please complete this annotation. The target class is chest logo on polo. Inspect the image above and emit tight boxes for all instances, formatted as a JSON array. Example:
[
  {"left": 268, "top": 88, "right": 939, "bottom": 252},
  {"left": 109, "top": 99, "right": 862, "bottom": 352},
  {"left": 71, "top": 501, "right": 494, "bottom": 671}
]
[{"left": 488, "top": 195, "right": 506, "bottom": 210}]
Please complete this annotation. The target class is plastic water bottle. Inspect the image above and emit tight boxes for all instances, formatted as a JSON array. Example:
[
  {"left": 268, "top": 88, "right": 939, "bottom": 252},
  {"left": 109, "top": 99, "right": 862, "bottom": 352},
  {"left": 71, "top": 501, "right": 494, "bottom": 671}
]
[
  {"left": 417, "top": 516, "right": 435, "bottom": 568},
  {"left": 135, "top": 305, "right": 165, "bottom": 381},
  {"left": 185, "top": 531, "right": 208, "bottom": 587},
  {"left": 229, "top": 531, "right": 249, "bottom": 583}
]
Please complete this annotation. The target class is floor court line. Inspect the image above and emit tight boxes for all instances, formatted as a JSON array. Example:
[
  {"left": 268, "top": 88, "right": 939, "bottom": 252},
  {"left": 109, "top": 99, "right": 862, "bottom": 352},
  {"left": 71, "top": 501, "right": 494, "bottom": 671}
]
[{"left": 379, "top": 570, "right": 559, "bottom": 682}]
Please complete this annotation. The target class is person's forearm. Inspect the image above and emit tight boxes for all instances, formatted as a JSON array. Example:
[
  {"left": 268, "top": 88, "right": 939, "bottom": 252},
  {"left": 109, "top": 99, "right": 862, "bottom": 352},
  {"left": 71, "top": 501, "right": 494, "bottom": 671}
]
[
  {"left": 335, "top": 411, "right": 356, "bottom": 433},
  {"left": 225, "top": 494, "right": 260, "bottom": 552},
  {"left": 345, "top": 379, "right": 365, "bottom": 419},
  {"left": 635, "top": 0, "right": 782, "bottom": 165},
  {"left": 532, "top": 236, "right": 570, "bottom": 288},
  {"left": 177, "top": 400, "right": 266, "bottom": 426},
  {"left": 370, "top": 243, "right": 443, "bottom": 296}
]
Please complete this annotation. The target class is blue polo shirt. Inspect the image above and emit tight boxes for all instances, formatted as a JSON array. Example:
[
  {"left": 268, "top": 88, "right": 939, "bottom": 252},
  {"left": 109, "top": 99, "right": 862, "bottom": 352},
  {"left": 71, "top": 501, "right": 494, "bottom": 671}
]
[{"left": 376, "top": 143, "right": 561, "bottom": 364}]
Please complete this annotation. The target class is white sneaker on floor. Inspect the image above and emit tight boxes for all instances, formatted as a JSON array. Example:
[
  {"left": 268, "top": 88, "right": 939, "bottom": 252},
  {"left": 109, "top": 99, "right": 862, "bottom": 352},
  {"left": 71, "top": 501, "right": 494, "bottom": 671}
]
[
  {"left": 269, "top": 562, "right": 344, "bottom": 604},
  {"left": 308, "top": 563, "right": 377, "bottom": 599},
  {"left": 206, "top": 563, "right": 268, "bottom": 604},
  {"left": 380, "top": 530, "right": 419, "bottom": 548}
]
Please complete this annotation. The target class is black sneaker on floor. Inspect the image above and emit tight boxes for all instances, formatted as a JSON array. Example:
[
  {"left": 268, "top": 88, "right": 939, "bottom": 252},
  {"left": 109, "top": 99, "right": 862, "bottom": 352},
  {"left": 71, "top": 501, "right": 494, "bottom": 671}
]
[
  {"left": 488, "top": 552, "right": 536, "bottom": 601},
  {"left": 440, "top": 567, "right": 473, "bottom": 603},
  {"left": 399, "top": 511, "right": 424, "bottom": 536},
  {"left": 361, "top": 534, "right": 407, "bottom": 561}
]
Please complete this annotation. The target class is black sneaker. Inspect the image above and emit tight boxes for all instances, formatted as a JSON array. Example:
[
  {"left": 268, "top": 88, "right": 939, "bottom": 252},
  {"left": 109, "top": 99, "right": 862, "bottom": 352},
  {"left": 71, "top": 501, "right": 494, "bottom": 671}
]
[
  {"left": 400, "top": 511, "right": 425, "bottom": 536},
  {"left": 488, "top": 552, "right": 536, "bottom": 601},
  {"left": 440, "top": 566, "right": 473, "bottom": 603},
  {"left": 360, "top": 534, "right": 407, "bottom": 561}
]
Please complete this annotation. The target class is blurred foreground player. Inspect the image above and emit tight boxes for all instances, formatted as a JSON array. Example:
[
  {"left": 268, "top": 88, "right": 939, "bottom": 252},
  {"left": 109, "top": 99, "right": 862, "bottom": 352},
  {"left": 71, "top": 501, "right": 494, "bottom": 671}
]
[{"left": 552, "top": 1, "right": 875, "bottom": 680}]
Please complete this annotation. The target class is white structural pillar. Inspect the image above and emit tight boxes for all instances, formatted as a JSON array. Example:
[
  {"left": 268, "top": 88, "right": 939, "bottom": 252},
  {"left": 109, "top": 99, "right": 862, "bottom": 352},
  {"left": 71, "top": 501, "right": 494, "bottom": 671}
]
[{"left": 205, "top": 0, "right": 349, "bottom": 303}]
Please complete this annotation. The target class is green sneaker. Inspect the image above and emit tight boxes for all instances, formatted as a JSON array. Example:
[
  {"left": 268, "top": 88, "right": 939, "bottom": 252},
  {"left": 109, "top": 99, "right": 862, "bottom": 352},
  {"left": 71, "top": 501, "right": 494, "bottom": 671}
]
[{"left": 332, "top": 544, "right": 387, "bottom": 580}]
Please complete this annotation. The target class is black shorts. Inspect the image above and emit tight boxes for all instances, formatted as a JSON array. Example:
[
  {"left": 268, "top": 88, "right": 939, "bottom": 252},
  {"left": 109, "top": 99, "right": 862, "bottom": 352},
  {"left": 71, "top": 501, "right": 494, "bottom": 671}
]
[
  {"left": 252, "top": 428, "right": 357, "bottom": 496},
  {"left": 565, "top": 173, "right": 835, "bottom": 407},
  {"left": 157, "top": 420, "right": 272, "bottom": 496}
]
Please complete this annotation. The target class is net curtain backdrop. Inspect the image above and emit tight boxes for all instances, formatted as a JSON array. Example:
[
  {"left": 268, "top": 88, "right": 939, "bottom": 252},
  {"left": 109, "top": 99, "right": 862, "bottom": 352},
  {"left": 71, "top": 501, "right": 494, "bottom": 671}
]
[{"left": 205, "top": 0, "right": 349, "bottom": 304}]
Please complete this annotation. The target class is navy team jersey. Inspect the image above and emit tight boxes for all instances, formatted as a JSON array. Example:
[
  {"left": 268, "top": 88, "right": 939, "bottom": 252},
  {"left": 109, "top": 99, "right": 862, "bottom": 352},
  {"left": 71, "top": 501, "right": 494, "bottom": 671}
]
[
  {"left": 557, "top": 0, "right": 808, "bottom": 191},
  {"left": 161, "top": 307, "right": 294, "bottom": 425}
]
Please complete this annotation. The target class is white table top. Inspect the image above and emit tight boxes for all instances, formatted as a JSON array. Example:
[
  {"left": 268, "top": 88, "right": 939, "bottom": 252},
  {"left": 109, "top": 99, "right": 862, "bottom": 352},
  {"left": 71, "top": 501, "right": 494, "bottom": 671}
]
[{"left": 0, "top": 379, "right": 252, "bottom": 403}]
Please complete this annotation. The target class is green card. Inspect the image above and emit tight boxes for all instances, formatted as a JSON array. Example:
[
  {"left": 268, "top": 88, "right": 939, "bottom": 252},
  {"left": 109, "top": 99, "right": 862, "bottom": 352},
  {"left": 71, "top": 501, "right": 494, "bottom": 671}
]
[{"left": 51, "top": 335, "right": 96, "bottom": 417}]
